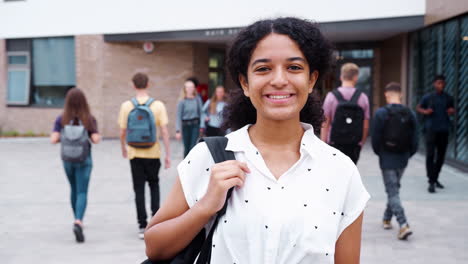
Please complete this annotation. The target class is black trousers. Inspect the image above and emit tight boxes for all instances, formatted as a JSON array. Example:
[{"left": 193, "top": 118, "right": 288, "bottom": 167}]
[
  {"left": 332, "top": 144, "right": 362, "bottom": 164},
  {"left": 425, "top": 131, "right": 449, "bottom": 184},
  {"left": 130, "top": 158, "right": 161, "bottom": 229}
]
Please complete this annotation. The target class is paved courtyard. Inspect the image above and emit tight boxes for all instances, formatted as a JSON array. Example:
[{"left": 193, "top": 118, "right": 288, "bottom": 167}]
[{"left": 0, "top": 138, "right": 467, "bottom": 264}]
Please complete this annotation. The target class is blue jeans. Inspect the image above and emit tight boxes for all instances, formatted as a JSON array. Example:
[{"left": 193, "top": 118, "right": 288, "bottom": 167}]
[
  {"left": 182, "top": 120, "right": 200, "bottom": 157},
  {"left": 63, "top": 155, "right": 92, "bottom": 221},
  {"left": 382, "top": 168, "right": 408, "bottom": 227}
]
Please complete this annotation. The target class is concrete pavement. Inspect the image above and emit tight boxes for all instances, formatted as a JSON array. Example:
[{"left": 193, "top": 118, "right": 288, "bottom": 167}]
[{"left": 0, "top": 138, "right": 467, "bottom": 264}]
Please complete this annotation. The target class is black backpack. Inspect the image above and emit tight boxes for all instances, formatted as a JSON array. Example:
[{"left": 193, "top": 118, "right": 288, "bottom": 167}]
[
  {"left": 329, "top": 89, "right": 364, "bottom": 145},
  {"left": 141, "top": 137, "right": 235, "bottom": 264},
  {"left": 382, "top": 105, "right": 414, "bottom": 153}
]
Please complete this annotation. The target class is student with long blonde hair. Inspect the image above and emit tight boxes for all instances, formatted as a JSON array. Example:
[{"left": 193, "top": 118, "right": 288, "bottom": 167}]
[
  {"left": 201, "top": 85, "right": 227, "bottom": 136},
  {"left": 175, "top": 78, "right": 203, "bottom": 157}
]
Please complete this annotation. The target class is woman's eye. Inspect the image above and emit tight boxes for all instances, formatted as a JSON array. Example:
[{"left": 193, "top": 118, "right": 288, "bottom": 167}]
[
  {"left": 255, "top": 67, "right": 270, "bottom": 72},
  {"left": 288, "top": 65, "right": 303, "bottom": 70}
]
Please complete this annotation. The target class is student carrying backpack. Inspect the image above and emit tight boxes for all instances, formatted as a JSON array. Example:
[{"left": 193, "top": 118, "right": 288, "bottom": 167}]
[
  {"left": 118, "top": 73, "right": 171, "bottom": 239},
  {"left": 321, "top": 63, "right": 370, "bottom": 164},
  {"left": 371, "top": 82, "right": 418, "bottom": 241},
  {"left": 50, "top": 88, "right": 101, "bottom": 243}
]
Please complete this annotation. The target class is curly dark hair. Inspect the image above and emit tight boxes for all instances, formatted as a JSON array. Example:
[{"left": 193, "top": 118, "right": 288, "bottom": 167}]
[{"left": 223, "top": 17, "right": 334, "bottom": 134}]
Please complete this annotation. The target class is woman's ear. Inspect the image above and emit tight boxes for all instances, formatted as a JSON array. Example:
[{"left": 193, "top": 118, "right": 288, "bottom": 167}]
[
  {"left": 239, "top": 75, "right": 249, "bottom": 97},
  {"left": 308, "top": 71, "right": 319, "bottom": 93}
]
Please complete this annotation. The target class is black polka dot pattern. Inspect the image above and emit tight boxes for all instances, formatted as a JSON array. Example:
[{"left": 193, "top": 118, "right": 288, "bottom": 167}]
[{"left": 178, "top": 124, "right": 369, "bottom": 263}]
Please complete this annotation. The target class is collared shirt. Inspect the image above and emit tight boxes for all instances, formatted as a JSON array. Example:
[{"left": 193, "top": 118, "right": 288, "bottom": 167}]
[
  {"left": 419, "top": 91, "right": 454, "bottom": 132},
  {"left": 178, "top": 123, "right": 370, "bottom": 264}
]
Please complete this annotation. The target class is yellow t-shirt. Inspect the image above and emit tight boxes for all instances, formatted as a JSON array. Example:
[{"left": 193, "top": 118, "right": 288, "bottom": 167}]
[{"left": 118, "top": 96, "right": 168, "bottom": 160}]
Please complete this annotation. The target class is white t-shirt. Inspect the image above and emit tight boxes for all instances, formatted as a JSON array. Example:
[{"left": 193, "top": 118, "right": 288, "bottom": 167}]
[{"left": 178, "top": 123, "right": 370, "bottom": 264}]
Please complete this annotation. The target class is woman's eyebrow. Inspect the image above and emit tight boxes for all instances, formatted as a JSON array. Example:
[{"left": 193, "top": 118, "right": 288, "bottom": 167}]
[
  {"left": 287, "top": 57, "right": 306, "bottom": 62},
  {"left": 251, "top": 58, "right": 271, "bottom": 67},
  {"left": 251, "top": 57, "right": 306, "bottom": 67}
]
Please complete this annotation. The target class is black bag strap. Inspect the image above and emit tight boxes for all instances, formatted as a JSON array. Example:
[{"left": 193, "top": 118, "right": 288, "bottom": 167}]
[
  {"left": 196, "top": 137, "right": 235, "bottom": 264},
  {"left": 349, "top": 89, "right": 362, "bottom": 104},
  {"left": 331, "top": 89, "right": 346, "bottom": 103}
]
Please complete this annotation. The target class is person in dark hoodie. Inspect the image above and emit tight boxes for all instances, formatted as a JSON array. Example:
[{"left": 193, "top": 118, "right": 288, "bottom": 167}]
[{"left": 371, "top": 82, "right": 418, "bottom": 240}]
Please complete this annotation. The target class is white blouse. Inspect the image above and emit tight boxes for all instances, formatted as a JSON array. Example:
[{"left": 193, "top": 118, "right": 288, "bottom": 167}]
[{"left": 178, "top": 123, "right": 370, "bottom": 264}]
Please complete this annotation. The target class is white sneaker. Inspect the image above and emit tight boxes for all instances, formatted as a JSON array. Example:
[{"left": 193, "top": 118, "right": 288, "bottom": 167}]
[{"left": 138, "top": 228, "right": 145, "bottom": 240}]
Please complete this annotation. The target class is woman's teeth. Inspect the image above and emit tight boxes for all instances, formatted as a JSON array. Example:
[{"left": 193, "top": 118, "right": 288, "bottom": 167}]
[{"left": 268, "top": 95, "right": 290, "bottom": 99}]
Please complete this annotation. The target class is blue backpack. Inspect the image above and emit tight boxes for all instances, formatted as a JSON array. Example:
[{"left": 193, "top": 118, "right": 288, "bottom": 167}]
[{"left": 126, "top": 98, "right": 156, "bottom": 148}]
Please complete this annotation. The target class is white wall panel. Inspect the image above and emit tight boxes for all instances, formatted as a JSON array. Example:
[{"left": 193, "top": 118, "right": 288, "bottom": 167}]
[{"left": 0, "top": 0, "right": 425, "bottom": 38}]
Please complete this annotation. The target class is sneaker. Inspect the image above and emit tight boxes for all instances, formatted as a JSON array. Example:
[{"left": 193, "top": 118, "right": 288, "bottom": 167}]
[
  {"left": 435, "top": 181, "right": 445, "bottom": 189},
  {"left": 73, "top": 223, "right": 85, "bottom": 243},
  {"left": 138, "top": 228, "right": 145, "bottom": 240},
  {"left": 428, "top": 184, "right": 436, "bottom": 193},
  {"left": 383, "top": 220, "right": 393, "bottom": 230},
  {"left": 398, "top": 224, "right": 413, "bottom": 240}
]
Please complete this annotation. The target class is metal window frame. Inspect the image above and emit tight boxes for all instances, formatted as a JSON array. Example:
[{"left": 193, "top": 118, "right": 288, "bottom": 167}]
[{"left": 6, "top": 51, "right": 31, "bottom": 105}]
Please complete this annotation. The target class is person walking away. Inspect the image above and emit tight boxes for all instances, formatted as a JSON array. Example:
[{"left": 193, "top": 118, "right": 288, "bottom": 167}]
[
  {"left": 175, "top": 78, "right": 203, "bottom": 157},
  {"left": 201, "top": 85, "right": 227, "bottom": 137},
  {"left": 118, "top": 73, "right": 171, "bottom": 239},
  {"left": 321, "top": 63, "right": 370, "bottom": 164},
  {"left": 50, "top": 88, "right": 101, "bottom": 243},
  {"left": 371, "top": 82, "right": 418, "bottom": 240},
  {"left": 416, "top": 75, "right": 455, "bottom": 193}
]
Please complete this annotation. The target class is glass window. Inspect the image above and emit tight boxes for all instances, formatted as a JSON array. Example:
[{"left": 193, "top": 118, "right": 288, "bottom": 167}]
[
  {"left": 8, "top": 55, "right": 28, "bottom": 65},
  {"left": 340, "top": 49, "right": 374, "bottom": 59},
  {"left": 6, "top": 51, "right": 30, "bottom": 105},
  {"left": 208, "top": 50, "right": 225, "bottom": 96},
  {"left": 7, "top": 69, "right": 30, "bottom": 105},
  {"left": 5, "top": 37, "right": 76, "bottom": 107},
  {"left": 409, "top": 13, "right": 468, "bottom": 166}
]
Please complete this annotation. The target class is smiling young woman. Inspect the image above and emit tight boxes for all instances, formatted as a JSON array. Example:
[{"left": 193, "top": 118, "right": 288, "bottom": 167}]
[{"left": 143, "top": 17, "right": 370, "bottom": 264}]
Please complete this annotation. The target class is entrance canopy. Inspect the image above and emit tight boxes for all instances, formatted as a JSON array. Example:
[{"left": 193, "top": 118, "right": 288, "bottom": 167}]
[{"left": 104, "top": 15, "right": 424, "bottom": 44}]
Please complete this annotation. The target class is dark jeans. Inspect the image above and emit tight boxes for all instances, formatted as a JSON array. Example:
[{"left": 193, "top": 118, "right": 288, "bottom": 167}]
[
  {"left": 382, "top": 168, "right": 408, "bottom": 227},
  {"left": 130, "top": 158, "right": 161, "bottom": 229},
  {"left": 332, "top": 144, "right": 362, "bottom": 164},
  {"left": 425, "top": 131, "right": 449, "bottom": 184},
  {"left": 182, "top": 119, "right": 200, "bottom": 157},
  {"left": 206, "top": 125, "right": 225, "bottom": 137},
  {"left": 63, "top": 155, "right": 93, "bottom": 221}
]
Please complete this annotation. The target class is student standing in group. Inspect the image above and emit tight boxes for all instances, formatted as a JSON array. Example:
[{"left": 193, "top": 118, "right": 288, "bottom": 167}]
[
  {"left": 416, "top": 75, "right": 455, "bottom": 193},
  {"left": 201, "top": 85, "right": 227, "bottom": 137},
  {"left": 144, "top": 17, "right": 370, "bottom": 263},
  {"left": 175, "top": 78, "right": 204, "bottom": 157},
  {"left": 371, "top": 82, "right": 418, "bottom": 240},
  {"left": 50, "top": 88, "right": 101, "bottom": 243},
  {"left": 118, "top": 73, "right": 171, "bottom": 239},
  {"left": 321, "top": 63, "right": 370, "bottom": 164}
]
